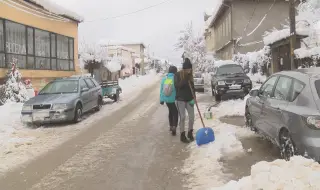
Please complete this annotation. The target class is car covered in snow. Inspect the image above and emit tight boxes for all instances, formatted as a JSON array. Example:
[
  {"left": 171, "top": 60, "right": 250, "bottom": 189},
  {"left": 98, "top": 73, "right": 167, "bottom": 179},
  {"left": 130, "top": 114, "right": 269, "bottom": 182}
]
[
  {"left": 211, "top": 61, "right": 252, "bottom": 101},
  {"left": 245, "top": 67, "right": 320, "bottom": 161},
  {"left": 21, "top": 76, "right": 103, "bottom": 124},
  {"left": 193, "top": 72, "right": 205, "bottom": 92}
]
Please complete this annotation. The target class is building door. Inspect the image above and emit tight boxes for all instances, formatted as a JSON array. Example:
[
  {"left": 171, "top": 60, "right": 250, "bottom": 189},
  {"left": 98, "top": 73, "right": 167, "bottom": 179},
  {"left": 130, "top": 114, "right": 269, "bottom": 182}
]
[{"left": 279, "top": 44, "right": 291, "bottom": 71}]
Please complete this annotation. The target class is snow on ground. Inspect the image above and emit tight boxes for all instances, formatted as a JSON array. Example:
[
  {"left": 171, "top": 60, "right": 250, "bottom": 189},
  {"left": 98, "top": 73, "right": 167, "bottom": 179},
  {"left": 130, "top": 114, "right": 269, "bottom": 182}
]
[
  {"left": 182, "top": 98, "right": 254, "bottom": 190},
  {"left": 212, "top": 156, "right": 320, "bottom": 190},
  {"left": 247, "top": 73, "right": 266, "bottom": 87},
  {"left": 0, "top": 71, "right": 160, "bottom": 176}
]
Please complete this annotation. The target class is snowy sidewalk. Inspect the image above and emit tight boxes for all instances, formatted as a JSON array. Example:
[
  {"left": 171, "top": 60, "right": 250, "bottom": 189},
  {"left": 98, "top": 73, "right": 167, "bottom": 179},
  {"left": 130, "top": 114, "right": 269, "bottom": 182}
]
[
  {"left": 182, "top": 93, "right": 320, "bottom": 190},
  {"left": 0, "top": 71, "right": 160, "bottom": 176}
]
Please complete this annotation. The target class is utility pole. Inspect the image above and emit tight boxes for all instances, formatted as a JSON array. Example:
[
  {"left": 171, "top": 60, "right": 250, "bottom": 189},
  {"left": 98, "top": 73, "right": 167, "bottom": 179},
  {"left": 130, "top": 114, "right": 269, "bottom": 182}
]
[{"left": 289, "top": 0, "right": 296, "bottom": 70}]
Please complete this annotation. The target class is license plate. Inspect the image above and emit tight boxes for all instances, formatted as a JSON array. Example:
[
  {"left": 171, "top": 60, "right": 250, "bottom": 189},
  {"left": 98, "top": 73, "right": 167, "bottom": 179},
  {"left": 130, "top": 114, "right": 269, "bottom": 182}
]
[
  {"left": 229, "top": 85, "right": 241, "bottom": 90},
  {"left": 32, "top": 111, "right": 49, "bottom": 121}
]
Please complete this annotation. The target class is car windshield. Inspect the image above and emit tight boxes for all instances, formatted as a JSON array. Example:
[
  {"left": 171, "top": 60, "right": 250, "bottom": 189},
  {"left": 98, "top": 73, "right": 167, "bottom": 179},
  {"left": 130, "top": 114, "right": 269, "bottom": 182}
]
[
  {"left": 194, "top": 73, "right": 202, "bottom": 78},
  {"left": 39, "top": 80, "right": 79, "bottom": 95},
  {"left": 315, "top": 80, "right": 320, "bottom": 98},
  {"left": 216, "top": 65, "right": 244, "bottom": 75}
]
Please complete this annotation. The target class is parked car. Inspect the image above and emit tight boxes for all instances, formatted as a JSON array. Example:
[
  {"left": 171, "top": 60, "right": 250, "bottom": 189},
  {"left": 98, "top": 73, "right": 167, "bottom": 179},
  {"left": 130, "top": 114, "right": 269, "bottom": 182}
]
[
  {"left": 245, "top": 67, "right": 320, "bottom": 161},
  {"left": 211, "top": 61, "right": 252, "bottom": 101},
  {"left": 21, "top": 76, "right": 103, "bottom": 124},
  {"left": 193, "top": 72, "right": 205, "bottom": 92}
]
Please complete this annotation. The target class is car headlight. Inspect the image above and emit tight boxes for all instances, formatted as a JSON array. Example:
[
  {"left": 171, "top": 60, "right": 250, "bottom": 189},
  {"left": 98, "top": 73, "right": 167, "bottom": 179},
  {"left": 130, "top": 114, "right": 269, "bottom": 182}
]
[
  {"left": 22, "top": 105, "right": 32, "bottom": 111},
  {"left": 217, "top": 81, "right": 225, "bottom": 85},
  {"left": 244, "top": 79, "right": 251, "bottom": 83},
  {"left": 52, "top": 104, "right": 68, "bottom": 110}
]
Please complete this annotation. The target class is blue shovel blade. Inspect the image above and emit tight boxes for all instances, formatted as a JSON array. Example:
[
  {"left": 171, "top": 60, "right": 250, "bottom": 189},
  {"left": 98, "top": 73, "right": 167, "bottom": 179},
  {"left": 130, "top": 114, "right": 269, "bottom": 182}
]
[{"left": 196, "top": 127, "right": 215, "bottom": 146}]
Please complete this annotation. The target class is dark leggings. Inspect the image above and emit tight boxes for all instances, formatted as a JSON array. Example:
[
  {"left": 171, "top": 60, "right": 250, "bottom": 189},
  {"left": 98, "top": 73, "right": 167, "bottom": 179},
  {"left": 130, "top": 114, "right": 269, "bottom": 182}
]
[{"left": 166, "top": 103, "right": 178, "bottom": 127}]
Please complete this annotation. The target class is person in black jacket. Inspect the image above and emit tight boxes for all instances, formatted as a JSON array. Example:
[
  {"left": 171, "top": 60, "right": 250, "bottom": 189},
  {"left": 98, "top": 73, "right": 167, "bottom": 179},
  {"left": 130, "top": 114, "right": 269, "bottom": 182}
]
[{"left": 174, "top": 58, "right": 195, "bottom": 143}]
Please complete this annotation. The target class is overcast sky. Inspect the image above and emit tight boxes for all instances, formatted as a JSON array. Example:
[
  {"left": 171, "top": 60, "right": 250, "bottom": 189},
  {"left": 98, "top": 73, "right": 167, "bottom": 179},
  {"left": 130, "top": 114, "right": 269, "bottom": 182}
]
[{"left": 54, "top": 0, "right": 217, "bottom": 64}]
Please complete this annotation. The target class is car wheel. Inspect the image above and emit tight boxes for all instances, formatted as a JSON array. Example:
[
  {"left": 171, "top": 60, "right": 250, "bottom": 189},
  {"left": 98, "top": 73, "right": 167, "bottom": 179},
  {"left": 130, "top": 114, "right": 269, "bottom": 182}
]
[
  {"left": 279, "top": 129, "right": 295, "bottom": 161},
  {"left": 114, "top": 90, "right": 119, "bottom": 102},
  {"left": 73, "top": 103, "right": 82, "bottom": 123},
  {"left": 245, "top": 107, "right": 257, "bottom": 132},
  {"left": 214, "top": 94, "right": 221, "bottom": 101},
  {"left": 96, "top": 96, "right": 103, "bottom": 111}
]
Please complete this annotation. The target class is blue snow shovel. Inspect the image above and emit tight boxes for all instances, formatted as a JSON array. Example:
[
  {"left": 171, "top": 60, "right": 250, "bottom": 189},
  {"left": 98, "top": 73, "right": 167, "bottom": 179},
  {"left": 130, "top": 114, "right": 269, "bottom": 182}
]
[{"left": 188, "top": 81, "right": 215, "bottom": 146}]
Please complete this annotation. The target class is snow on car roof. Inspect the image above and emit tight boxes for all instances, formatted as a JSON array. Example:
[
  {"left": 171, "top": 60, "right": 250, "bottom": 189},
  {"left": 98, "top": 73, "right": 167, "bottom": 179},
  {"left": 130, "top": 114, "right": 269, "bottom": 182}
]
[
  {"left": 214, "top": 60, "right": 239, "bottom": 68},
  {"left": 29, "top": 0, "right": 84, "bottom": 22}
]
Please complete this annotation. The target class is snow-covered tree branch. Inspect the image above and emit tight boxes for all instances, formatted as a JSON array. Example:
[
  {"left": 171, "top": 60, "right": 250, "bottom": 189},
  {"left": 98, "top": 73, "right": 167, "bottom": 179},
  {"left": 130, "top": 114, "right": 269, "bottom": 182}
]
[{"left": 175, "top": 22, "right": 214, "bottom": 72}]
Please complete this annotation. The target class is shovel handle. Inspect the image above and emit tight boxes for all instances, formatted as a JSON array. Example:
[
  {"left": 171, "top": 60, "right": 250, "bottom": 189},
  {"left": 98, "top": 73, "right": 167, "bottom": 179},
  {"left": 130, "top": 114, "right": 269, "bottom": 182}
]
[{"left": 188, "top": 81, "right": 206, "bottom": 128}]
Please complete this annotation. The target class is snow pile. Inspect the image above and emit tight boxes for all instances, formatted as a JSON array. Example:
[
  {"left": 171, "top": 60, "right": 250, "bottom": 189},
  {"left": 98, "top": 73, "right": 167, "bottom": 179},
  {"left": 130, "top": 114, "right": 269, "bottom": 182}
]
[
  {"left": 182, "top": 99, "right": 254, "bottom": 189},
  {"left": 104, "top": 57, "right": 122, "bottom": 73},
  {"left": 205, "top": 0, "right": 223, "bottom": 27},
  {"left": 212, "top": 156, "right": 320, "bottom": 190},
  {"left": 119, "top": 70, "right": 158, "bottom": 93},
  {"left": 247, "top": 73, "right": 266, "bottom": 84},
  {"left": 233, "top": 46, "right": 271, "bottom": 74},
  {"left": 29, "top": 0, "right": 84, "bottom": 22},
  {"left": 211, "top": 99, "right": 246, "bottom": 118}
]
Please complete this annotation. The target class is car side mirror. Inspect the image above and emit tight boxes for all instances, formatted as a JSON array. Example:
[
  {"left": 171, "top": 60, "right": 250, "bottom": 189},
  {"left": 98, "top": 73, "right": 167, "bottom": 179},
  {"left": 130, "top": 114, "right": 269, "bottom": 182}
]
[
  {"left": 81, "top": 87, "right": 89, "bottom": 92},
  {"left": 249, "top": 89, "right": 259, "bottom": 97}
]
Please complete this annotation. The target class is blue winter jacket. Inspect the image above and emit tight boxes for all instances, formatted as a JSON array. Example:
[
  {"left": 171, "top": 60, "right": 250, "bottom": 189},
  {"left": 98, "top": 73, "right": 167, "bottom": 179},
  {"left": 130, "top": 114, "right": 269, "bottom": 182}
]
[{"left": 160, "top": 73, "right": 176, "bottom": 103}]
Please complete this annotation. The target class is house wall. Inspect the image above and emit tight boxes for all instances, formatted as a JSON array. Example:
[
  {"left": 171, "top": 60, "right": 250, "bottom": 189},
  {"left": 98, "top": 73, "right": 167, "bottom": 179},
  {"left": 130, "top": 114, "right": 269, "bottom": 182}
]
[
  {"left": 122, "top": 44, "right": 145, "bottom": 73},
  {"left": 205, "top": 27, "right": 215, "bottom": 52},
  {"left": 232, "top": 0, "right": 289, "bottom": 54},
  {"left": 213, "top": 7, "right": 232, "bottom": 53},
  {"left": 0, "top": 0, "right": 79, "bottom": 91}
]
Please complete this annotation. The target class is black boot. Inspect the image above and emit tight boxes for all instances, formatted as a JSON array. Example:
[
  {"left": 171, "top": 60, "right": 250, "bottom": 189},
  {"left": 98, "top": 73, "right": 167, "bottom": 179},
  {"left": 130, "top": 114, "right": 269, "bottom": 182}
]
[
  {"left": 180, "top": 132, "right": 190, "bottom": 143},
  {"left": 169, "top": 126, "right": 173, "bottom": 131},
  {"left": 171, "top": 126, "right": 176, "bottom": 136},
  {"left": 188, "top": 130, "right": 194, "bottom": 141}
]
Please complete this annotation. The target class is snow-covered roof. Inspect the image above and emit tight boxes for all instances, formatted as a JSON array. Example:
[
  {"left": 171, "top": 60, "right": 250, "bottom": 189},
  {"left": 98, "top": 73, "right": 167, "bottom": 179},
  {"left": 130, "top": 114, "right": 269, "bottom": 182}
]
[
  {"left": 106, "top": 45, "right": 135, "bottom": 53},
  {"left": 263, "top": 28, "right": 309, "bottom": 45},
  {"left": 99, "top": 39, "right": 146, "bottom": 49},
  {"left": 214, "top": 60, "right": 237, "bottom": 68},
  {"left": 28, "top": 0, "right": 84, "bottom": 22},
  {"left": 207, "top": 0, "right": 224, "bottom": 28},
  {"left": 294, "top": 47, "right": 320, "bottom": 59}
]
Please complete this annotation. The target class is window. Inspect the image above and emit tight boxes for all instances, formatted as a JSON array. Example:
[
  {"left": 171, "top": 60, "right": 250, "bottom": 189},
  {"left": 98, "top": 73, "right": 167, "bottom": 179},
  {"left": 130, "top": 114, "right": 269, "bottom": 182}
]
[
  {"left": 80, "top": 79, "right": 88, "bottom": 90},
  {"left": 217, "top": 64, "right": 244, "bottom": 75},
  {"left": 84, "top": 78, "right": 95, "bottom": 88},
  {"left": 274, "top": 76, "right": 293, "bottom": 101},
  {"left": 0, "top": 19, "right": 75, "bottom": 70},
  {"left": 5, "top": 21, "right": 27, "bottom": 68},
  {"left": 290, "top": 79, "right": 305, "bottom": 101},
  {"left": 39, "top": 80, "right": 79, "bottom": 94},
  {"left": 260, "top": 76, "right": 278, "bottom": 97}
]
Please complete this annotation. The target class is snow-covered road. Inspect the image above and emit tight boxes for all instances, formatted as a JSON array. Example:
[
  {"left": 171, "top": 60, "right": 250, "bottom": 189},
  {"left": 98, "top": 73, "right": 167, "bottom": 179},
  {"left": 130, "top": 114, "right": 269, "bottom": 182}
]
[
  {"left": 0, "top": 71, "right": 160, "bottom": 177},
  {"left": 0, "top": 81, "right": 189, "bottom": 190}
]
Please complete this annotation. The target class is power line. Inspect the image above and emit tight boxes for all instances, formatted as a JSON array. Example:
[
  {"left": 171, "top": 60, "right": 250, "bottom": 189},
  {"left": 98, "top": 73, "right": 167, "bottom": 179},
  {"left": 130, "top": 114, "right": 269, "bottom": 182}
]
[{"left": 85, "top": 0, "right": 174, "bottom": 23}]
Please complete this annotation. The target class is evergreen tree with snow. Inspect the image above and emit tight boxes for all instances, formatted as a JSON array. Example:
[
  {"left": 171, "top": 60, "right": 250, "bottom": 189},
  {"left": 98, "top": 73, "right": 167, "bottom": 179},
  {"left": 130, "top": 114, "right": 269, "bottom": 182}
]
[{"left": 4, "top": 58, "right": 29, "bottom": 103}]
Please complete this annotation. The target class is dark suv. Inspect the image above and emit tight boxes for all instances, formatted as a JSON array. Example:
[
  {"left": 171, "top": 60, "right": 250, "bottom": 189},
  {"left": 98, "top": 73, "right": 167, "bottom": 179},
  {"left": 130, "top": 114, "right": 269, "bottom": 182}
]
[{"left": 211, "top": 62, "right": 252, "bottom": 101}]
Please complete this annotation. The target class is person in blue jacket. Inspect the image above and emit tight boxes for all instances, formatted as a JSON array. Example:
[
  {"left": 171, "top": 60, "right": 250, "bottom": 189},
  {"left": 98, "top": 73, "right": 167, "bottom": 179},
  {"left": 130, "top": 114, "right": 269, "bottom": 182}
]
[{"left": 160, "top": 66, "right": 178, "bottom": 136}]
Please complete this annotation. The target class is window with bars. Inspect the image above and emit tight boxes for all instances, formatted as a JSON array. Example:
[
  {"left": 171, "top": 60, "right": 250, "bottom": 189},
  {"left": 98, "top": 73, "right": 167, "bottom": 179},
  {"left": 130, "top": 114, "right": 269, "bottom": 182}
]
[{"left": 0, "top": 18, "right": 75, "bottom": 71}]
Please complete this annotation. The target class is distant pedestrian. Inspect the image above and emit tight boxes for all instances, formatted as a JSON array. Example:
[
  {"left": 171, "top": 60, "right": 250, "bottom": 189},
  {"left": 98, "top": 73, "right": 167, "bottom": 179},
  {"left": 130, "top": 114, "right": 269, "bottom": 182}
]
[
  {"left": 160, "top": 66, "right": 179, "bottom": 136},
  {"left": 174, "top": 58, "right": 195, "bottom": 143}
]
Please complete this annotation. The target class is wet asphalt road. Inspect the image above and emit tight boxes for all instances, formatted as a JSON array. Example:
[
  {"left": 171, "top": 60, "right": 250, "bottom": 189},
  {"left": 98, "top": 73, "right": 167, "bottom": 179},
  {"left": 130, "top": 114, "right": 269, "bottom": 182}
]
[{"left": 0, "top": 83, "right": 189, "bottom": 190}]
